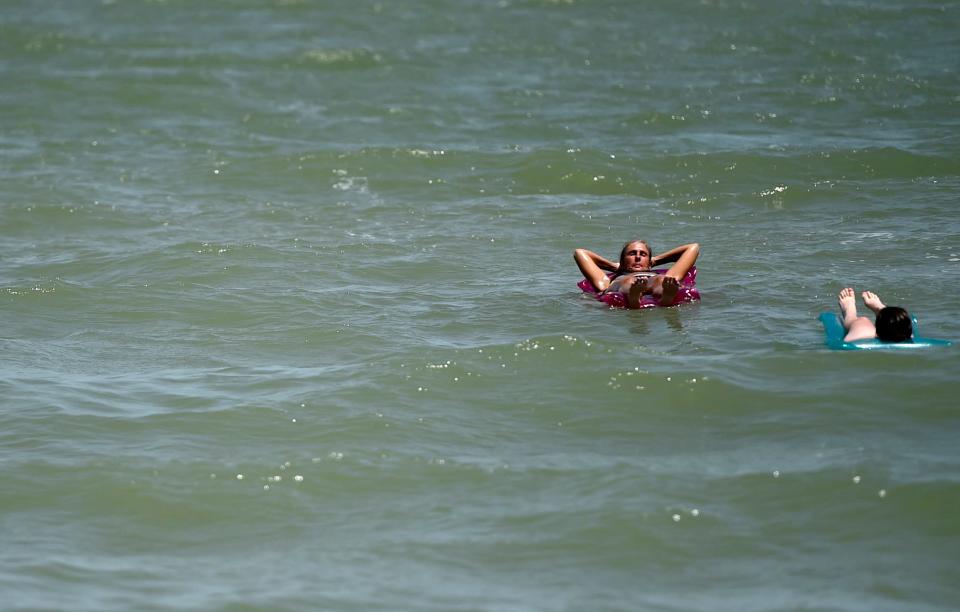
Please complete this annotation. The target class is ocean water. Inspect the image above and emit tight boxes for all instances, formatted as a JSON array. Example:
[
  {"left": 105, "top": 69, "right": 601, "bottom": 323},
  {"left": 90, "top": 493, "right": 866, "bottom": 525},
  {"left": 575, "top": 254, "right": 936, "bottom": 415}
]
[{"left": 2, "top": 0, "right": 960, "bottom": 610}]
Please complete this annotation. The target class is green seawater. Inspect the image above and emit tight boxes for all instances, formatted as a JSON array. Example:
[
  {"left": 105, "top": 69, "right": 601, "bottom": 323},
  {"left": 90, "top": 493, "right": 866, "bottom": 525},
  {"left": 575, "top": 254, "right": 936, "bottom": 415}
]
[{"left": 2, "top": 1, "right": 960, "bottom": 610}]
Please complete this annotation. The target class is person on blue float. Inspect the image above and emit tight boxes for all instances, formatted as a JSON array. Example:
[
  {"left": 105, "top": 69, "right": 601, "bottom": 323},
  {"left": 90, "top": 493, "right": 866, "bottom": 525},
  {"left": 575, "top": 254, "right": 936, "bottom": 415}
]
[
  {"left": 573, "top": 240, "right": 700, "bottom": 308},
  {"left": 837, "top": 287, "right": 913, "bottom": 342}
]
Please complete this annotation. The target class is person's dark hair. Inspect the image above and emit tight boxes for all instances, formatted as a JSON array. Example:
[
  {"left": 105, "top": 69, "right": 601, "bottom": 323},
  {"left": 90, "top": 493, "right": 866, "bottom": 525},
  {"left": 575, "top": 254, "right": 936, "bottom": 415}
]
[{"left": 876, "top": 306, "right": 912, "bottom": 342}]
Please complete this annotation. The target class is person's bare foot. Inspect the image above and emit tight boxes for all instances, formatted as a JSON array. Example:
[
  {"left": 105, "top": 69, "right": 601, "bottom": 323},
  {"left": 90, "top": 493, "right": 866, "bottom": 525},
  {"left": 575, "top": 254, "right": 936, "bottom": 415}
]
[
  {"left": 659, "top": 276, "right": 680, "bottom": 306},
  {"left": 838, "top": 287, "right": 859, "bottom": 327},
  {"left": 861, "top": 290, "right": 886, "bottom": 315},
  {"left": 625, "top": 276, "right": 650, "bottom": 308}
]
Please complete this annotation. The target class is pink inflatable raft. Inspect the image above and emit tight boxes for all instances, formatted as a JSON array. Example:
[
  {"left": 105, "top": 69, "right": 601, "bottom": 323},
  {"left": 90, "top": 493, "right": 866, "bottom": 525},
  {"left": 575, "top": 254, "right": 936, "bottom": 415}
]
[{"left": 577, "top": 267, "right": 700, "bottom": 309}]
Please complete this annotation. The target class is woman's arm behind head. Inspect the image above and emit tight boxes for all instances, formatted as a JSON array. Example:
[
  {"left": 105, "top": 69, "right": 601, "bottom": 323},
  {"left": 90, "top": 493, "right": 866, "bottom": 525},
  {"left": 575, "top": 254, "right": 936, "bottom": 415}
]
[
  {"left": 659, "top": 243, "right": 700, "bottom": 280},
  {"left": 573, "top": 248, "right": 618, "bottom": 292}
]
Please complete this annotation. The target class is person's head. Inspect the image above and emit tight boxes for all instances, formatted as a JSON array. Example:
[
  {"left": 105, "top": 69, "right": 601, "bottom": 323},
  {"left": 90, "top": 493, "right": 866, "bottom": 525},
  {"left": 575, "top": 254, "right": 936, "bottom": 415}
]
[
  {"left": 876, "top": 306, "right": 912, "bottom": 342},
  {"left": 619, "top": 240, "right": 652, "bottom": 272}
]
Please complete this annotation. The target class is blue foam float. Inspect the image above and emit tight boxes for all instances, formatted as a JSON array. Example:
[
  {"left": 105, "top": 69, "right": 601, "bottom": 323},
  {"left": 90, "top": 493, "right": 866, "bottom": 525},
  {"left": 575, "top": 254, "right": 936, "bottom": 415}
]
[{"left": 819, "top": 312, "right": 952, "bottom": 351}]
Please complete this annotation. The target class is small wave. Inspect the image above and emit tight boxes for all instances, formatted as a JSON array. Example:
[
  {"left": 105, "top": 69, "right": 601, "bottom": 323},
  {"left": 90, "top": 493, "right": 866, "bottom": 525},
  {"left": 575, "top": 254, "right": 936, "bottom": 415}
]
[{"left": 298, "top": 48, "right": 382, "bottom": 69}]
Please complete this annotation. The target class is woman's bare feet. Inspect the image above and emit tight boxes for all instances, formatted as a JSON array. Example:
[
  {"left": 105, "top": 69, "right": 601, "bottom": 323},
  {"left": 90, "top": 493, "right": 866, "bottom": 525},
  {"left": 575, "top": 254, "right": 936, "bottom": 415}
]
[
  {"left": 621, "top": 274, "right": 681, "bottom": 308},
  {"left": 861, "top": 291, "right": 886, "bottom": 315},
  {"left": 838, "top": 287, "right": 859, "bottom": 328}
]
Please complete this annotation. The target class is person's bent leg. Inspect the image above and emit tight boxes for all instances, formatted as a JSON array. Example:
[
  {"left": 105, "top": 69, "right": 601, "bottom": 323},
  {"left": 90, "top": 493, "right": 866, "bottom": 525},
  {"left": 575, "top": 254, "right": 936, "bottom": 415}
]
[
  {"left": 626, "top": 277, "right": 646, "bottom": 309},
  {"left": 861, "top": 290, "right": 886, "bottom": 315},
  {"left": 839, "top": 287, "right": 876, "bottom": 341},
  {"left": 659, "top": 276, "right": 680, "bottom": 306}
]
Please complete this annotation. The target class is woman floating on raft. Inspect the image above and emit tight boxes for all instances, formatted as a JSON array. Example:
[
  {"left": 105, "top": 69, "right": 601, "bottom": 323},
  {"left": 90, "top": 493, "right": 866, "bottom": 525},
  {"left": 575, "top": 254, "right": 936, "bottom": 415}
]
[{"left": 574, "top": 240, "right": 700, "bottom": 309}]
